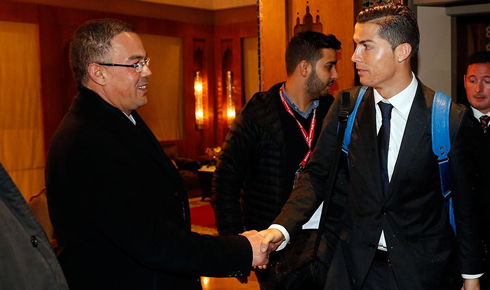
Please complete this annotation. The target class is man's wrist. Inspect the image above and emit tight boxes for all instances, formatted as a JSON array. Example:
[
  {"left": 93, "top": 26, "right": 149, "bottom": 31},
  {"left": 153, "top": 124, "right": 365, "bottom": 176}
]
[{"left": 268, "top": 224, "right": 289, "bottom": 251}]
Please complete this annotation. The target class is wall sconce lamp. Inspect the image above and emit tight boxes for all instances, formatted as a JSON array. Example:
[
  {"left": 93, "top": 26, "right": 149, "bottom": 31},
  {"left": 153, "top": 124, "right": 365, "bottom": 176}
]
[
  {"left": 194, "top": 71, "right": 204, "bottom": 129},
  {"left": 226, "top": 71, "right": 235, "bottom": 128}
]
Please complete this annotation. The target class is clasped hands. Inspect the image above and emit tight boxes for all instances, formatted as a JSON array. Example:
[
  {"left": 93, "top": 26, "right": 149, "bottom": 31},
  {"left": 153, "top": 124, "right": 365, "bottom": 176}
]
[{"left": 241, "top": 228, "right": 285, "bottom": 268}]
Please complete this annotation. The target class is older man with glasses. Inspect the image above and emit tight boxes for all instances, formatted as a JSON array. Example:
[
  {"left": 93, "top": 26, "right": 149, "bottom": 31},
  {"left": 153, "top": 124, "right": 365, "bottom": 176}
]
[{"left": 45, "top": 18, "right": 268, "bottom": 290}]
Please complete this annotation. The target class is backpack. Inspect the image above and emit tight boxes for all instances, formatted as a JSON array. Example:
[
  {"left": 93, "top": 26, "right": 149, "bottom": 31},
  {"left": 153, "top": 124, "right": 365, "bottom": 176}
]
[{"left": 341, "top": 86, "right": 456, "bottom": 235}]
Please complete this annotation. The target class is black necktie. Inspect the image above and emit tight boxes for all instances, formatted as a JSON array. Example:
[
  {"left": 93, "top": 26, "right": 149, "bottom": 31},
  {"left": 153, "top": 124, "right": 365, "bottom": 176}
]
[{"left": 378, "top": 102, "right": 393, "bottom": 195}]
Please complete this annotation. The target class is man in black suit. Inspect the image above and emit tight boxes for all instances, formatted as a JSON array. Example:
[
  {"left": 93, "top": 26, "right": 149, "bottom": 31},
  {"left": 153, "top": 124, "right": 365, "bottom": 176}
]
[
  {"left": 464, "top": 51, "right": 490, "bottom": 288},
  {"left": 259, "top": 3, "right": 483, "bottom": 290},
  {"left": 45, "top": 19, "right": 268, "bottom": 290}
]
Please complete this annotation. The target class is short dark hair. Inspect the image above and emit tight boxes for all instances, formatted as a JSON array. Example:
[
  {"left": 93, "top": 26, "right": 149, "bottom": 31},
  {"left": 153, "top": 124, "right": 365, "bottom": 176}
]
[
  {"left": 467, "top": 51, "right": 490, "bottom": 68},
  {"left": 70, "top": 19, "right": 135, "bottom": 86},
  {"left": 285, "top": 31, "right": 341, "bottom": 76},
  {"left": 358, "top": 3, "right": 419, "bottom": 59}
]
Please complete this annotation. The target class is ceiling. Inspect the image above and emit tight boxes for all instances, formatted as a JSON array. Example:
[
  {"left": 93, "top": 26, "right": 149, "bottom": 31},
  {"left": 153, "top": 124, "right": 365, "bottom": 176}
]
[{"left": 137, "top": 0, "right": 256, "bottom": 10}]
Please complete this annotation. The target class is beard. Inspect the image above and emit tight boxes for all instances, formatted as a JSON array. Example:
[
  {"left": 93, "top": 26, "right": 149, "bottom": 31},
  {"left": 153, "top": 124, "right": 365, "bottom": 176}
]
[{"left": 305, "top": 69, "right": 329, "bottom": 99}]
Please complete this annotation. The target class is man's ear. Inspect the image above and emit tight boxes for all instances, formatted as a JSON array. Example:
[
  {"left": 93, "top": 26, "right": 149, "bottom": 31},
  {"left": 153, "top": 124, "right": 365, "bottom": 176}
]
[
  {"left": 88, "top": 63, "right": 106, "bottom": 86},
  {"left": 464, "top": 74, "right": 467, "bottom": 90},
  {"left": 395, "top": 43, "right": 412, "bottom": 63},
  {"left": 299, "top": 60, "right": 310, "bottom": 77}
]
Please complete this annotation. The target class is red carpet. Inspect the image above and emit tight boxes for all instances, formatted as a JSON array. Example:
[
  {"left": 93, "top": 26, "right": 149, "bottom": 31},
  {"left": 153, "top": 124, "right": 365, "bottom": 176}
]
[{"left": 189, "top": 197, "right": 218, "bottom": 236}]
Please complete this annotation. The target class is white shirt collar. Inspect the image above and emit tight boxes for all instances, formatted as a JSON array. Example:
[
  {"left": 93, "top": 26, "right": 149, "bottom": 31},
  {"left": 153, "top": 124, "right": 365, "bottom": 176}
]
[
  {"left": 122, "top": 112, "right": 136, "bottom": 125},
  {"left": 373, "top": 72, "right": 418, "bottom": 121},
  {"left": 470, "top": 106, "right": 489, "bottom": 120}
]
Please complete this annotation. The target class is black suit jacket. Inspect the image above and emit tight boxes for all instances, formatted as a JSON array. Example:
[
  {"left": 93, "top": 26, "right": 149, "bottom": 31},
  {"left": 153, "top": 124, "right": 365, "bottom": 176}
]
[
  {"left": 46, "top": 87, "right": 252, "bottom": 290},
  {"left": 275, "top": 81, "right": 483, "bottom": 290},
  {"left": 468, "top": 114, "right": 490, "bottom": 258}
]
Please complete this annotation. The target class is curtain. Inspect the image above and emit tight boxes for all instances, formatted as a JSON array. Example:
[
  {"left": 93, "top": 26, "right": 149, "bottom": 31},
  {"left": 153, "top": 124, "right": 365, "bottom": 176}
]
[
  {"left": 137, "top": 34, "right": 184, "bottom": 141},
  {"left": 0, "top": 20, "right": 44, "bottom": 201}
]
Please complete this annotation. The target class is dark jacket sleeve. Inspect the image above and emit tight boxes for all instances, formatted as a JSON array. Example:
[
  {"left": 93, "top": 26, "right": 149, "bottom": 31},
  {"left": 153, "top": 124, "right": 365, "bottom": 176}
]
[{"left": 273, "top": 89, "right": 347, "bottom": 240}]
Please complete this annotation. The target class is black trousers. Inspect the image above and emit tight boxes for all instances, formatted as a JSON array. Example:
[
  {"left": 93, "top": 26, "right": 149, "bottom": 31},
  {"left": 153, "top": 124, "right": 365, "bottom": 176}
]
[{"left": 362, "top": 252, "right": 400, "bottom": 290}]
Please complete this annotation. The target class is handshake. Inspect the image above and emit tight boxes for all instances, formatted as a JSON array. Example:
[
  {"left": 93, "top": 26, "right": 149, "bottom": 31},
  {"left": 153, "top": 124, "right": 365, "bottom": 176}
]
[{"left": 242, "top": 228, "right": 286, "bottom": 268}]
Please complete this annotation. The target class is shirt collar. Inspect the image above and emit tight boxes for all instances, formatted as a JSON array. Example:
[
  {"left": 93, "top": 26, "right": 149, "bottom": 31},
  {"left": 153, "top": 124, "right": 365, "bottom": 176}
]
[
  {"left": 374, "top": 72, "right": 418, "bottom": 121},
  {"left": 123, "top": 112, "right": 136, "bottom": 125},
  {"left": 281, "top": 83, "right": 319, "bottom": 119},
  {"left": 470, "top": 106, "right": 489, "bottom": 120}
]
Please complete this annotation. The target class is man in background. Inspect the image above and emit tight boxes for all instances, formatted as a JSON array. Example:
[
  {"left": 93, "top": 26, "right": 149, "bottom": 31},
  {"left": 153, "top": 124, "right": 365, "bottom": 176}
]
[
  {"left": 260, "top": 4, "right": 483, "bottom": 289},
  {"left": 212, "top": 31, "right": 342, "bottom": 289},
  {"left": 464, "top": 50, "right": 490, "bottom": 289},
  {"left": 46, "top": 18, "right": 268, "bottom": 290}
]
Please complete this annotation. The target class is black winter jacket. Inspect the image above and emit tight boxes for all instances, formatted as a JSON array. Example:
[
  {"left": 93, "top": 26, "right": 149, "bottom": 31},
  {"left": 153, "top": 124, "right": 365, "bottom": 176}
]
[{"left": 212, "top": 82, "right": 333, "bottom": 235}]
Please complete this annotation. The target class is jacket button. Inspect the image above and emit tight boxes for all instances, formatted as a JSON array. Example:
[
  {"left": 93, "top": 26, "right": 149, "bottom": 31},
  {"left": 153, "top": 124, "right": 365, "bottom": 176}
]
[
  {"left": 31, "top": 235, "right": 38, "bottom": 247},
  {"left": 369, "top": 243, "right": 376, "bottom": 249},
  {"left": 381, "top": 208, "right": 388, "bottom": 214}
]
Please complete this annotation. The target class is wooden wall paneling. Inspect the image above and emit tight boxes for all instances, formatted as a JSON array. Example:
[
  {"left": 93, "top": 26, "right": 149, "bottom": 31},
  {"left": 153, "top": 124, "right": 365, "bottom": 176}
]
[
  {"left": 179, "top": 30, "right": 196, "bottom": 159},
  {"left": 218, "top": 39, "right": 233, "bottom": 145},
  {"left": 178, "top": 24, "right": 215, "bottom": 159},
  {"left": 213, "top": 34, "right": 223, "bottom": 148},
  {"left": 204, "top": 31, "right": 216, "bottom": 153},
  {"left": 213, "top": 21, "right": 257, "bottom": 146},
  {"left": 38, "top": 6, "right": 65, "bottom": 159},
  {"left": 259, "top": 0, "right": 287, "bottom": 91},
  {"left": 233, "top": 35, "right": 244, "bottom": 110},
  {"left": 214, "top": 5, "right": 257, "bottom": 25},
  {"left": 177, "top": 25, "right": 218, "bottom": 157},
  {"left": 58, "top": 25, "right": 78, "bottom": 115},
  {"left": 0, "top": 1, "right": 38, "bottom": 23},
  {"left": 54, "top": 5, "right": 187, "bottom": 37}
]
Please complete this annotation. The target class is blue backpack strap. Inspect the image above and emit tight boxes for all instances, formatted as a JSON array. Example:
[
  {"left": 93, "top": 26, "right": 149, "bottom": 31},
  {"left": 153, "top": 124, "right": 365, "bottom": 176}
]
[
  {"left": 342, "top": 86, "right": 368, "bottom": 154},
  {"left": 432, "top": 91, "right": 455, "bottom": 235}
]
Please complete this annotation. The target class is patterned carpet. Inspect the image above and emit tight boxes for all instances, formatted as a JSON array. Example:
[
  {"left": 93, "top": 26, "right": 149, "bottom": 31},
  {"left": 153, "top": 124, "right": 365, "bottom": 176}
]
[{"left": 189, "top": 197, "right": 218, "bottom": 236}]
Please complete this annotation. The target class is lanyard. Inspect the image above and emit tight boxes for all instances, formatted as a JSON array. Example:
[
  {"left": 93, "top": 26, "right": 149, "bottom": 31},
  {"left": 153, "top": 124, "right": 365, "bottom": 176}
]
[{"left": 279, "top": 86, "right": 317, "bottom": 167}]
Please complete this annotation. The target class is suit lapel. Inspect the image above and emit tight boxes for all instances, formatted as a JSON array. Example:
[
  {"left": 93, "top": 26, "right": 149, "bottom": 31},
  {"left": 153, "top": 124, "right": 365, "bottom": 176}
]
[
  {"left": 386, "top": 82, "right": 431, "bottom": 201},
  {"left": 116, "top": 112, "right": 185, "bottom": 188}
]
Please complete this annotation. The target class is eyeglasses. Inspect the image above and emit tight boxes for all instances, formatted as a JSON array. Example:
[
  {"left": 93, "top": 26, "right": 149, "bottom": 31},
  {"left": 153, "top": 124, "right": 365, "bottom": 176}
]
[{"left": 98, "top": 58, "right": 150, "bottom": 73}]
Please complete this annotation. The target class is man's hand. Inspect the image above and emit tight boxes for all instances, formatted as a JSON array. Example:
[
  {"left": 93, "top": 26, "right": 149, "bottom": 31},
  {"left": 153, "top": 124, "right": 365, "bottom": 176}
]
[
  {"left": 249, "top": 228, "right": 285, "bottom": 269},
  {"left": 242, "top": 230, "right": 269, "bottom": 267},
  {"left": 463, "top": 278, "right": 480, "bottom": 290},
  {"left": 259, "top": 228, "right": 284, "bottom": 252}
]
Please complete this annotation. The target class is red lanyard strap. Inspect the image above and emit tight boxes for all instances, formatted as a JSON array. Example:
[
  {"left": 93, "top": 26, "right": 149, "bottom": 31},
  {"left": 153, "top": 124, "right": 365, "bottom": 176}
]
[{"left": 279, "top": 86, "right": 317, "bottom": 166}]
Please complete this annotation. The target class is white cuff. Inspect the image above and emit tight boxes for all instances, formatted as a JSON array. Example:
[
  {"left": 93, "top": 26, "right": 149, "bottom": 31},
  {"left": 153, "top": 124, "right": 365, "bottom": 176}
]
[
  {"left": 269, "top": 224, "right": 290, "bottom": 251},
  {"left": 462, "top": 273, "right": 484, "bottom": 279}
]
